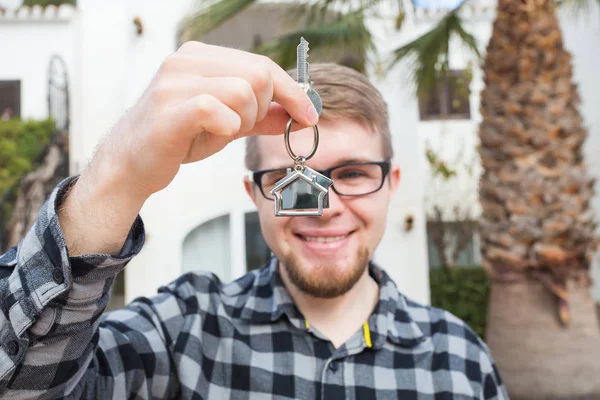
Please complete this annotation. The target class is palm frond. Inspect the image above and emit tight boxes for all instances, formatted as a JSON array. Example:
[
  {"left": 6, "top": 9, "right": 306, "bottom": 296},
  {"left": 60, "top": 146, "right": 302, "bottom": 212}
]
[
  {"left": 180, "top": 0, "right": 256, "bottom": 42},
  {"left": 388, "top": 4, "right": 480, "bottom": 95},
  {"left": 253, "top": 11, "right": 376, "bottom": 73},
  {"left": 555, "top": 0, "right": 600, "bottom": 18},
  {"left": 282, "top": 0, "right": 390, "bottom": 32}
]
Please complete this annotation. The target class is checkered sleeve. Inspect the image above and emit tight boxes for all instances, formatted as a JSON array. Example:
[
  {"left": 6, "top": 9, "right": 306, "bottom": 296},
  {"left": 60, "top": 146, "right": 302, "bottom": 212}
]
[
  {"left": 0, "top": 176, "right": 181, "bottom": 399},
  {"left": 478, "top": 338, "right": 510, "bottom": 400}
]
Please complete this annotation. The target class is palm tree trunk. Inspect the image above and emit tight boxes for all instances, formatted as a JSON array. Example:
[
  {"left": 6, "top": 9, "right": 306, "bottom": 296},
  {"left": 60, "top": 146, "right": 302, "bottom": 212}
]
[
  {"left": 487, "top": 276, "right": 600, "bottom": 398},
  {"left": 478, "top": 0, "right": 600, "bottom": 396}
]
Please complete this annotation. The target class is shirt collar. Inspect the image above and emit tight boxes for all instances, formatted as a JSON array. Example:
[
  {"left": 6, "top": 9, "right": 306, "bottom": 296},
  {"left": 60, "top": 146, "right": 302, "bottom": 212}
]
[
  {"left": 234, "top": 256, "right": 426, "bottom": 347},
  {"left": 236, "top": 257, "right": 304, "bottom": 328},
  {"left": 366, "top": 262, "right": 427, "bottom": 348}
]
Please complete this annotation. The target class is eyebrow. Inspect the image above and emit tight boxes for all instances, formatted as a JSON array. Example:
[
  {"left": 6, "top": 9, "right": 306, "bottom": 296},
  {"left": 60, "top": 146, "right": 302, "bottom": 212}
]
[
  {"left": 257, "top": 158, "right": 380, "bottom": 172},
  {"left": 260, "top": 164, "right": 292, "bottom": 171},
  {"left": 333, "top": 157, "right": 378, "bottom": 165}
]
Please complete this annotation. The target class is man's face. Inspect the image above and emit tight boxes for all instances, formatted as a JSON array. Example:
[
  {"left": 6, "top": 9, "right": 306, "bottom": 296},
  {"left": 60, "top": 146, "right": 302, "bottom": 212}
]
[{"left": 244, "top": 118, "right": 400, "bottom": 298}]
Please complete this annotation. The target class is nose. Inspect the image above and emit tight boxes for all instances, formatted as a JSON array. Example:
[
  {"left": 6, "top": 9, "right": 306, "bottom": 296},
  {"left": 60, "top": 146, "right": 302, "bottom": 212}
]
[{"left": 320, "top": 187, "right": 347, "bottom": 218}]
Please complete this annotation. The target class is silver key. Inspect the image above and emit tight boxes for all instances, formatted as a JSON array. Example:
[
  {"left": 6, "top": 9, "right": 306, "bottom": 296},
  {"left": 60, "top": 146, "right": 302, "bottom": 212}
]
[
  {"left": 297, "top": 37, "right": 322, "bottom": 116},
  {"left": 269, "top": 38, "right": 332, "bottom": 217}
]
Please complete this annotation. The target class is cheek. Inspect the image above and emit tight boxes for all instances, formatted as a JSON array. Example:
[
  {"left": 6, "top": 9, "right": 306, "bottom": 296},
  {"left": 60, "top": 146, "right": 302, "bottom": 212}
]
[
  {"left": 349, "top": 195, "right": 389, "bottom": 233},
  {"left": 256, "top": 203, "right": 291, "bottom": 245}
]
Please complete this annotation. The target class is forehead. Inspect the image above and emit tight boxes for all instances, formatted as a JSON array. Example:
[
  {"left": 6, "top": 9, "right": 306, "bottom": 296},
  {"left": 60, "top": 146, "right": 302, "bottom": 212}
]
[{"left": 255, "top": 118, "right": 385, "bottom": 170}]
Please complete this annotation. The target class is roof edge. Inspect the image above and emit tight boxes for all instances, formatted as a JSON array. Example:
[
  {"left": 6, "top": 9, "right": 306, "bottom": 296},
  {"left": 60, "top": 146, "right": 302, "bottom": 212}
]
[{"left": 0, "top": 4, "right": 76, "bottom": 22}]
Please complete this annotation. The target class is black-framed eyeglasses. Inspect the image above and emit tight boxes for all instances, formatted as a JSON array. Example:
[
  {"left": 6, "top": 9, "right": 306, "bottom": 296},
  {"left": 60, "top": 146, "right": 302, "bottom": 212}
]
[{"left": 249, "top": 160, "right": 392, "bottom": 201}]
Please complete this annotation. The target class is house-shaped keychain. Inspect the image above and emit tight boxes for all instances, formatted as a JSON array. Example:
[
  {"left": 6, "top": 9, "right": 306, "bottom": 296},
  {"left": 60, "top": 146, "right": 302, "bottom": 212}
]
[{"left": 270, "top": 165, "right": 333, "bottom": 216}]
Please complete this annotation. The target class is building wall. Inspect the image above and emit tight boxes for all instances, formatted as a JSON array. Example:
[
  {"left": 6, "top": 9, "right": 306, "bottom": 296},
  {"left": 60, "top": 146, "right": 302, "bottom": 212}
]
[
  {"left": 3, "top": 0, "right": 599, "bottom": 306},
  {"left": 405, "top": 4, "right": 600, "bottom": 298},
  {"left": 0, "top": 5, "right": 77, "bottom": 120},
  {"left": 413, "top": 10, "right": 493, "bottom": 224},
  {"left": 63, "top": 0, "right": 431, "bottom": 305},
  {"left": 559, "top": 5, "right": 600, "bottom": 300}
]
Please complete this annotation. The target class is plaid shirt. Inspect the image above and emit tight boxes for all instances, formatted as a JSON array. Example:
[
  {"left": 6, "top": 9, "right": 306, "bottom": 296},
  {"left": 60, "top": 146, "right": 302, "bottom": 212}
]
[{"left": 0, "top": 176, "right": 509, "bottom": 400}]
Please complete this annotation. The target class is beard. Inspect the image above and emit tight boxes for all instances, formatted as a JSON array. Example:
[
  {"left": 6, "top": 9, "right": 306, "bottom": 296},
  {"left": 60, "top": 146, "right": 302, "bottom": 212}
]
[{"left": 279, "top": 246, "right": 370, "bottom": 298}]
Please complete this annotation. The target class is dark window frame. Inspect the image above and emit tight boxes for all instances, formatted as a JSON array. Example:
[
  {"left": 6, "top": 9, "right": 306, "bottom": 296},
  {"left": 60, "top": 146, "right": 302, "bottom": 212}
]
[
  {"left": 418, "top": 70, "right": 471, "bottom": 121},
  {"left": 426, "top": 219, "right": 480, "bottom": 269},
  {"left": 244, "top": 211, "right": 272, "bottom": 272},
  {"left": 0, "top": 80, "right": 21, "bottom": 119}
]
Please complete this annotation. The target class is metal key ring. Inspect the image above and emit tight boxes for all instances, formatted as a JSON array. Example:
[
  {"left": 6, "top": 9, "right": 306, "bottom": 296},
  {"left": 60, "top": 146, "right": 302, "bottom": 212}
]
[{"left": 284, "top": 117, "right": 319, "bottom": 161}]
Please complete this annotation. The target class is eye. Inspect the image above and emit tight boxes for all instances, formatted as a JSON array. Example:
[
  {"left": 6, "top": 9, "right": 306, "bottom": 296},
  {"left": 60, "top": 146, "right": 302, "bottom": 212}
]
[
  {"left": 336, "top": 169, "right": 367, "bottom": 179},
  {"left": 262, "top": 171, "right": 287, "bottom": 186}
]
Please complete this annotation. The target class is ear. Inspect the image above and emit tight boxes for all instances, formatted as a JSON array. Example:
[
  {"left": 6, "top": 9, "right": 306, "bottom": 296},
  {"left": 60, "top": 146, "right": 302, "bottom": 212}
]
[
  {"left": 244, "top": 175, "right": 258, "bottom": 205},
  {"left": 387, "top": 163, "right": 401, "bottom": 202}
]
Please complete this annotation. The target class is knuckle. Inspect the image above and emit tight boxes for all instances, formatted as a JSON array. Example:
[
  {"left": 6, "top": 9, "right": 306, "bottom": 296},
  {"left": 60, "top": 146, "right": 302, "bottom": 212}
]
[
  {"left": 177, "top": 41, "right": 193, "bottom": 52},
  {"left": 227, "top": 115, "right": 242, "bottom": 137},
  {"left": 149, "top": 82, "right": 172, "bottom": 103},
  {"left": 257, "top": 54, "right": 275, "bottom": 68},
  {"left": 159, "top": 52, "right": 180, "bottom": 74},
  {"left": 232, "top": 78, "right": 256, "bottom": 107},
  {"left": 177, "top": 40, "right": 205, "bottom": 54},
  {"left": 194, "top": 94, "right": 214, "bottom": 116},
  {"left": 215, "top": 113, "right": 240, "bottom": 139},
  {"left": 191, "top": 95, "right": 217, "bottom": 133},
  {"left": 249, "top": 65, "right": 272, "bottom": 93},
  {"left": 190, "top": 96, "right": 215, "bottom": 126}
]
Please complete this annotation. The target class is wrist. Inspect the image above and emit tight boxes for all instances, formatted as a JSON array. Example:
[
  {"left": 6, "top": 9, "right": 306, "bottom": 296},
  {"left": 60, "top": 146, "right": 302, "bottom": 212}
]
[
  {"left": 80, "top": 155, "right": 151, "bottom": 209},
  {"left": 59, "top": 162, "right": 147, "bottom": 256}
]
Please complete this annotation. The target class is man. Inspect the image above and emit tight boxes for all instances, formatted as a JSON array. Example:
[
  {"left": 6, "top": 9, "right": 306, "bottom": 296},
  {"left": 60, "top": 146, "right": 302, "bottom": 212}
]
[{"left": 0, "top": 42, "right": 508, "bottom": 399}]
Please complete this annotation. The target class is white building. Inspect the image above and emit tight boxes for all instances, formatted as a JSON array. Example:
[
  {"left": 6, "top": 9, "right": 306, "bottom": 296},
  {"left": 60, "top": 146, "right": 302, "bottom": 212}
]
[{"left": 1, "top": 0, "right": 599, "bottom": 307}]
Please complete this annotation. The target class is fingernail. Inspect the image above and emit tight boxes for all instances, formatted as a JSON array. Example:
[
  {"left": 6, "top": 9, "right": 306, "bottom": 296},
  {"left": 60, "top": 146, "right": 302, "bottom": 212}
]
[{"left": 307, "top": 104, "right": 319, "bottom": 125}]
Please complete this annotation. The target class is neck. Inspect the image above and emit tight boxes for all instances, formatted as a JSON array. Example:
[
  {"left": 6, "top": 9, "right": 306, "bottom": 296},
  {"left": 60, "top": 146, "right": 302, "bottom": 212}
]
[{"left": 278, "top": 261, "right": 380, "bottom": 348}]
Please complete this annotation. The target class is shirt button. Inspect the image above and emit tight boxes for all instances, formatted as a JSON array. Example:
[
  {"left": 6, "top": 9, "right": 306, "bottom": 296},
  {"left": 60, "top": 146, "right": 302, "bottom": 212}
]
[
  {"left": 329, "top": 361, "right": 339, "bottom": 372},
  {"left": 6, "top": 341, "right": 19, "bottom": 356},
  {"left": 52, "top": 268, "right": 64, "bottom": 284}
]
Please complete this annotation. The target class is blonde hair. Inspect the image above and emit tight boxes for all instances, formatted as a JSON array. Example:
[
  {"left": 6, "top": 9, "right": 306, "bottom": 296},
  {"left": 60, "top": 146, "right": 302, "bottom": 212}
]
[{"left": 245, "top": 62, "right": 393, "bottom": 170}]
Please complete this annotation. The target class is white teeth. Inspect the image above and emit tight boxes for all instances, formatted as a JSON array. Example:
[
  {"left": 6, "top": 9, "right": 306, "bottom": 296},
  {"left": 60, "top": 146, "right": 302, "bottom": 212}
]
[{"left": 302, "top": 235, "right": 347, "bottom": 243}]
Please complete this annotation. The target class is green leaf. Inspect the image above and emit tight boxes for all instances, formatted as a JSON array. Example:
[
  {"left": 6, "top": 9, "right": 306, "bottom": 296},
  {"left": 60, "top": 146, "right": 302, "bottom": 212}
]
[
  {"left": 0, "top": 119, "right": 55, "bottom": 239},
  {"left": 288, "top": 0, "right": 389, "bottom": 27},
  {"left": 430, "top": 267, "right": 489, "bottom": 339},
  {"left": 387, "top": 3, "right": 481, "bottom": 95},
  {"left": 22, "top": 0, "right": 73, "bottom": 6},
  {"left": 253, "top": 11, "right": 376, "bottom": 73},
  {"left": 555, "top": 0, "right": 600, "bottom": 18},
  {"left": 395, "top": 10, "right": 406, "bottom": 30},
  {"left": 180, "top": 0, "right": 257, "bottom": 42},
  {"left": 426, "top": 148, "right": 458, "bottom": 180},
  {"left": 0, "top": 119, "right": 55, "bottom": 200}
]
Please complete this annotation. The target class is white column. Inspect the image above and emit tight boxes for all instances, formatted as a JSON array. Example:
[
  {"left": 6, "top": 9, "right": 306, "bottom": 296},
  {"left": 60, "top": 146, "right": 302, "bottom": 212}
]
[{"left": 230, "top": 209, "right": 248, "bottom": 281}]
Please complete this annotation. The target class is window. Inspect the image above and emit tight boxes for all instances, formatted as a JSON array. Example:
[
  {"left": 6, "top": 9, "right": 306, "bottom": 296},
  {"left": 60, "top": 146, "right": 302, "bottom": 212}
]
[
  {"left": 426, "top": 220, "right": 480, "bottom": 268},
  {"left": 182, "top": 214, "right": 232, "bottom": 280},
  {"left": 106, "top": 271, "right": 125, "bottom": 311},
  {"left": 418, "top": 70, "right": 470, "bottom": 120},
  {"left": 245, "top": 211, "right": 272, "bottom": 271},
  {"left": 0, "top": 81, "right": 21, "bottom": 120},
  {"left": 179, "top": 212, "right": 271, "bottom": 281}
]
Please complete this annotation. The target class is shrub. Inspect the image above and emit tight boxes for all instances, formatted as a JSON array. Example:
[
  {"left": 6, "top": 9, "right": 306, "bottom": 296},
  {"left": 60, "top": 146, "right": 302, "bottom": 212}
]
[
  {"left": 0, "top": 118, "right": 56, "bottom": 231},
  {"left": 22, "top": 0, "right": 74, "bottom": 7},
  {"left": 429, "top": 267, "right": 490, "bottom": 339}
]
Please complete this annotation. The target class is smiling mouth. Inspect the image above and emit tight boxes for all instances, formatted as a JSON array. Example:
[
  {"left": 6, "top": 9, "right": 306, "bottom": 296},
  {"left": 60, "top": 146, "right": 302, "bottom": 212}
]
[{"left": 295, "top": 233, "right": 353, "bottom": 243}]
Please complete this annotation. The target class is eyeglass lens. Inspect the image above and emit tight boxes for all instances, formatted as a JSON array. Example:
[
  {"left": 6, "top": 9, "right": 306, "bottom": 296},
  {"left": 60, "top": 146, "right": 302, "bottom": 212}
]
[{"left": 260, "top": 163, "right": 385, "bottom": 200}]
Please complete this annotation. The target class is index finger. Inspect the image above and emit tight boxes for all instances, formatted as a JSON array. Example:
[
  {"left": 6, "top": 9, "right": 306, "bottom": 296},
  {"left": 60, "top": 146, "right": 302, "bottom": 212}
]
[
  {"left": 238, "top": 102, "right": 307, "bottom": 139},
  {"left": 255, "top": 54, "right": 319, "bottom": 127},
  {"left": 179, "top": 42, "right": 318, "bottom": 127}
]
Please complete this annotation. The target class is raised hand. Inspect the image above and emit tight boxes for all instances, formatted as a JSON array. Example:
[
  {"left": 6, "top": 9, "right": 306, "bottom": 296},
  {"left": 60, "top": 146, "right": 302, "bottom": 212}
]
[{"left": 60, "top": 42, "right": 319, "bottom": 255}]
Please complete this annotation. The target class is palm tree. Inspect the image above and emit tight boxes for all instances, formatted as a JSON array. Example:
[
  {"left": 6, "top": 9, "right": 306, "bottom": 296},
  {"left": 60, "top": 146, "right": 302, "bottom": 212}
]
[
  {"left": 476, "top": 0, "right": 600, "bottom": 397},
  {"left": 182, "top": 0, "right": 600, "bottom": 397}
]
